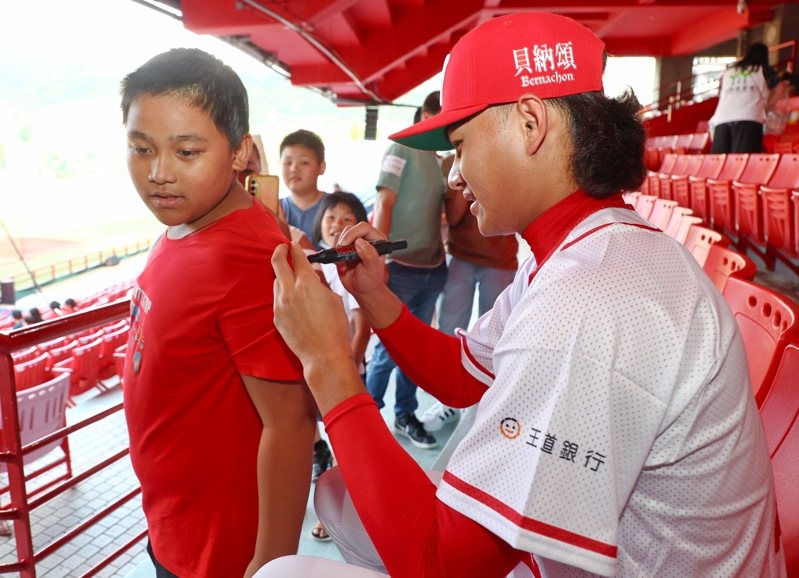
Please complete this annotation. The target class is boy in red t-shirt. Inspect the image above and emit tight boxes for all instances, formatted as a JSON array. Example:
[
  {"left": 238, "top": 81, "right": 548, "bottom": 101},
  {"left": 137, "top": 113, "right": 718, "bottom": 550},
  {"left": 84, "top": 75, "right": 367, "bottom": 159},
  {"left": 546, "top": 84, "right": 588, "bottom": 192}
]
[{"left": 120, "top": 48, "right": 317, "bottom": 578}]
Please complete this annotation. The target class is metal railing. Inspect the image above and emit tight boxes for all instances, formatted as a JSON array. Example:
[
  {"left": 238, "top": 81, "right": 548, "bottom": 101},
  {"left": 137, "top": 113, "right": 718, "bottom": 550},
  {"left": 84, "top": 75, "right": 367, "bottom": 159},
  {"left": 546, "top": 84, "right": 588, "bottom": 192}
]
[{"left": 0, "top": 301, "right": 145, "bottom": 578}]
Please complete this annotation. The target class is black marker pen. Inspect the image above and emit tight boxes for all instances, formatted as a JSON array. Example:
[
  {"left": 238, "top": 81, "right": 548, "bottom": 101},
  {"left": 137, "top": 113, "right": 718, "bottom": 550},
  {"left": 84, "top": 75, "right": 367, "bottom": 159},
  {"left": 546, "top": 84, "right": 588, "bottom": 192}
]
[{"left": 307, "top": 239, "right": 408, "bottom": 264}]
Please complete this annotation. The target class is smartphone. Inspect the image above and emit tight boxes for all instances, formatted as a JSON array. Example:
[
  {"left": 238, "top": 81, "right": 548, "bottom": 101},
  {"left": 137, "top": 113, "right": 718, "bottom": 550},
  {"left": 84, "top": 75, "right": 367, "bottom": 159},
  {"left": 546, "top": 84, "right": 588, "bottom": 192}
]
[{"left": 246, "top": 174, "right": 280, "bottom": 215}]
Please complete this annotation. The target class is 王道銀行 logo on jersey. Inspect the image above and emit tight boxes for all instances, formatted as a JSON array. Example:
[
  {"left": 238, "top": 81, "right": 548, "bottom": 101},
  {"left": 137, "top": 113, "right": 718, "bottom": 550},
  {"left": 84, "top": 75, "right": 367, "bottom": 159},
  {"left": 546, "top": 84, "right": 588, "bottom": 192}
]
[
  {"left": 498, "top": 416, "right": 608, "bottom": 474},
  {"left": 513, "top": 42, "right": 576, "bottom": 88}
]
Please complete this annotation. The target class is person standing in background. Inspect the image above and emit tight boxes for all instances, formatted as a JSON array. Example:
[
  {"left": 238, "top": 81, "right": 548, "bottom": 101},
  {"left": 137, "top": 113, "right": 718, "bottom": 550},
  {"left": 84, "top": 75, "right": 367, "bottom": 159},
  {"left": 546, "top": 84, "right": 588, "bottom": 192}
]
[
  {"left": 709, "top": 42, "right": 779, "bottom": 153},
  {"left": 279, "top": 129, "right": 328, "bottom": 249},
  {"left": 366, "top": 91, "right": 448, "bottom": 449},
  {"left": 420, "top": 153, "right": 518, "bottom": 441}
]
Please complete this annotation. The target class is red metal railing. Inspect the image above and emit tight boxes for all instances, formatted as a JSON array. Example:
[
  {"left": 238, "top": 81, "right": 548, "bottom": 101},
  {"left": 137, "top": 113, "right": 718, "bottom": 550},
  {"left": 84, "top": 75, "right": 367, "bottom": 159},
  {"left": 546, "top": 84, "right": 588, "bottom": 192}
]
[{"left": 0, "top": 301, "right": 145, "bottom": 578}]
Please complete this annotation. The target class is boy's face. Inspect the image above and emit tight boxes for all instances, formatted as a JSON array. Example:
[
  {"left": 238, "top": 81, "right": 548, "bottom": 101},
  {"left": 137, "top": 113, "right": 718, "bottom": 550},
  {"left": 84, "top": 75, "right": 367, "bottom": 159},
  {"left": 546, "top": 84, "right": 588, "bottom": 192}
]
[
  {"left": 321, "top": 202, "right": 358, "bottom": 247},
  {"left": 280, "top": 144, "right": 325, "bottom": 196},
  {"left": 125, "top": 93, "right": 247, "bottom": 228}
]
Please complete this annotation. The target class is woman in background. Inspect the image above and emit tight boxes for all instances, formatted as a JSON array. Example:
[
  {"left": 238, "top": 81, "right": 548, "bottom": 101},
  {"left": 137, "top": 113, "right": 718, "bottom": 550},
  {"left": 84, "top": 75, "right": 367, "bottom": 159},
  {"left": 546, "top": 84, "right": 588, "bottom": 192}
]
[{"left": 709, "top": 42, "right": 779, "bottom": 153}]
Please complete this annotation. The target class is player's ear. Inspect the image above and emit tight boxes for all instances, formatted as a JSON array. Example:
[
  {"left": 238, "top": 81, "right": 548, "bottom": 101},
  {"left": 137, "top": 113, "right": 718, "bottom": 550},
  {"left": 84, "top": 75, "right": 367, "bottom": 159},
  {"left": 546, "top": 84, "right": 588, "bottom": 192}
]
[
  {"left": 233, "top": 134, "right": 253, "bottom": 171},
  {"left": 516, "top": 94, "right": 548, "bottom": 156}
]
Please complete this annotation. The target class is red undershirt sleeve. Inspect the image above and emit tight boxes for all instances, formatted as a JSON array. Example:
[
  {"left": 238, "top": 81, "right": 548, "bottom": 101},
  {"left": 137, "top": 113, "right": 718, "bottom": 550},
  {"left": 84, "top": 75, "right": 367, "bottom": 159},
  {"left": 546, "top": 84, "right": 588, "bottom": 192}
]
[
  {"left": 374, "top": 305, "right": 487, "bottom": 407},
  {"left": 324, "top": 393, "right": 526, "bottom": 578}
]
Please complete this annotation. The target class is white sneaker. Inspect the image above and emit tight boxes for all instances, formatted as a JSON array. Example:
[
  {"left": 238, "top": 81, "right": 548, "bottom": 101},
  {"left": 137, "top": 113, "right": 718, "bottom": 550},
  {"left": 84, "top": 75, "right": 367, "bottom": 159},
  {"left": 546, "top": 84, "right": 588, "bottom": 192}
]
[{"left": 420, "top": 403, "right": 459, "bottom": 432}]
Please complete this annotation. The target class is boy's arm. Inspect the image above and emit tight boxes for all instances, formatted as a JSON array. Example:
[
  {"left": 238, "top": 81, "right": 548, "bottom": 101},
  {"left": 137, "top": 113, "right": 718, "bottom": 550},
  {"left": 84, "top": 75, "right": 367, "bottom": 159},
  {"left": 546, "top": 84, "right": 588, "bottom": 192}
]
[
  {"left": 372, "top": 187, "right": 397, "bottom": 236},
  {"left": 241, "top": 375, "right": 318, "bottom": 578}
]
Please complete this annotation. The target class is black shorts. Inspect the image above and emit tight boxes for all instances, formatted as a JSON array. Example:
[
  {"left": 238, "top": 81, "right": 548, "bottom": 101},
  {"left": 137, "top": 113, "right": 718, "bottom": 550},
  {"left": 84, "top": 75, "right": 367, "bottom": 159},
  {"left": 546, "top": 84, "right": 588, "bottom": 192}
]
[
  {"left": 146, "top": 540, "right": 180, "bottom": 578},
  {"left": 711, "top": 121, "right": 764, "bottom": 154}
]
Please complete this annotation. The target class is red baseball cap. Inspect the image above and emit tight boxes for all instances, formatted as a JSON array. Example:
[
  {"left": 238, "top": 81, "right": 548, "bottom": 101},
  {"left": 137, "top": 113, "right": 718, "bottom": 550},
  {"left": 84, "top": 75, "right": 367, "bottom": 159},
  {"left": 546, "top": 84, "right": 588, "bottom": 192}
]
[{"left": 390, "top": 13, "right": 605, "bottom": 151}]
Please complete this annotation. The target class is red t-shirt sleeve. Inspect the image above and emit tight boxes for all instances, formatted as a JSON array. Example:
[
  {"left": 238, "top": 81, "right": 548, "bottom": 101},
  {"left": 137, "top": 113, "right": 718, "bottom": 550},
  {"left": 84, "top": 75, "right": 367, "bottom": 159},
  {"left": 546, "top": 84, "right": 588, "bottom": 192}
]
[
  {"left": 324, "top": 394, "right": 527, "bottom": 578},
  {"left": 219, "top": 234, "right": 303, "bottom": 382},
  {"left": 374, "top": 306, "right": 487, "bottom": 407}
]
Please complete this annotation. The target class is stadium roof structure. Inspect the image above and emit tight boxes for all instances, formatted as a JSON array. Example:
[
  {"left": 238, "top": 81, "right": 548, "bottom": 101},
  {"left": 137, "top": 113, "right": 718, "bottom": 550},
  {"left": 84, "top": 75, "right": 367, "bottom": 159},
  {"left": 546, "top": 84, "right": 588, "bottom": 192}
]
[{"left": 135, "top": 0, "right": 789, "bottom": 105}]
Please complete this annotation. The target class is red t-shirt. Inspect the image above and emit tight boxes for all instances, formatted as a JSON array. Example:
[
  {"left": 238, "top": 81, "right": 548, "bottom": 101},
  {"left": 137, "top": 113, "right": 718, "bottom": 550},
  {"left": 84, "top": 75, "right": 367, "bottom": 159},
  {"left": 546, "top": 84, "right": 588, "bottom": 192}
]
[{"left": 123, "top": 202, "right": 303, "bottom": 578}]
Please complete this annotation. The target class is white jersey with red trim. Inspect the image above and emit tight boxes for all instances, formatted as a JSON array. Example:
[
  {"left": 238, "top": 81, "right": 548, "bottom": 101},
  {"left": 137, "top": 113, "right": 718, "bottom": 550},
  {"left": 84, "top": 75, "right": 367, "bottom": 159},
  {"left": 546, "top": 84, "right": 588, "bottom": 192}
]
[{"left": 437, "top": 207, "right": 784, "bottom": 577}]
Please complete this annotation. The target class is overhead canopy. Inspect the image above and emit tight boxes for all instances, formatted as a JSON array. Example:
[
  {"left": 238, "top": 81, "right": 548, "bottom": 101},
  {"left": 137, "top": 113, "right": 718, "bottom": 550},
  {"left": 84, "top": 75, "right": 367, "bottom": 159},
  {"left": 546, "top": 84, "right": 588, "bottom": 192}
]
[{"left": 142, "top": 0, "right": 784, "bottom": 105}]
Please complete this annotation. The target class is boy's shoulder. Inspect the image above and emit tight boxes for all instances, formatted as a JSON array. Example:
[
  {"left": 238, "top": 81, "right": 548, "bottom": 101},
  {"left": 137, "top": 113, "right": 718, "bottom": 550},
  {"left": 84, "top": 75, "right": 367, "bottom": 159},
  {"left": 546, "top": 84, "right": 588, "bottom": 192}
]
[{"left": 187, "top": 203, "right": 286, "bottom": 252}]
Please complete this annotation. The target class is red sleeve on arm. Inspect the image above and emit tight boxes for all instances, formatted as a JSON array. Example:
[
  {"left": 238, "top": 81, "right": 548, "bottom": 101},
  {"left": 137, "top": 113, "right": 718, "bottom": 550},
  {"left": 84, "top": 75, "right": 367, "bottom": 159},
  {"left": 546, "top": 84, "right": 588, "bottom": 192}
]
[
  {"left": 374, "top": 306, "right": 487, "bottom": 408},
  {"left": 324, "top": 394, "right": 525, "bottom": 578}
]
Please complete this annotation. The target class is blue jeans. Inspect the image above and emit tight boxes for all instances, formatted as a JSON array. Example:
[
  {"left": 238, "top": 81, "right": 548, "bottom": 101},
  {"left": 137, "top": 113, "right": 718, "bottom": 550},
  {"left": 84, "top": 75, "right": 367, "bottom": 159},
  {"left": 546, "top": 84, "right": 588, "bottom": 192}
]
[
  {"left": 437, "top": 256, "right": 516, "bottom": 336},
  {"left": 366, "top": 261, "right": 448, "bottom": 417}
]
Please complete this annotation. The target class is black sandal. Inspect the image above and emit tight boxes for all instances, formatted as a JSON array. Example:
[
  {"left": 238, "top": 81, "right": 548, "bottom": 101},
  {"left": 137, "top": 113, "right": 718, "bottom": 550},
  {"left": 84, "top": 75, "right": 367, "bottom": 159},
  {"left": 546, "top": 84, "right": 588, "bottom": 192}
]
[{"left": 311, "top": 522, "right": 332, "bottom": 542}]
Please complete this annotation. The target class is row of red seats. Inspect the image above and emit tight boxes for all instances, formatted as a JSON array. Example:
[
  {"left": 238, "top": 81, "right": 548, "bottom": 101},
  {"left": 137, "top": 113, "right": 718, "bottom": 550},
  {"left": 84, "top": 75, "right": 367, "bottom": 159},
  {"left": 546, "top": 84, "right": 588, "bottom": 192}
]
[
  {"left": 644, "top": 132, "right": 710, "bottom": 171},
  {"left": 0, "top": 279, "right": 135, "bottom": 331},
  {"left": 627, "top": 192, "right": 798, "bottom": 398},
  {"left": 626, "top": 192, "right": 799, "bottom": 573},
  {"left": 643, "top": 152, "right": 799, "bottom": 276},
  {"left": 11, "top": 319, "right": 130, "bottom": 402}
]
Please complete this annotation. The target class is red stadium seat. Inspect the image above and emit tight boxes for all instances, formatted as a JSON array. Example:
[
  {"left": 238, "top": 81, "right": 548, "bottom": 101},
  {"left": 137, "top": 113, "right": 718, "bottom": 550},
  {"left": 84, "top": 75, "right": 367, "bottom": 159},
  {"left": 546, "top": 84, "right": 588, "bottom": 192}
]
[
  {"left": 77, "top": 328, "right": 105, "bottom": 346},
  {"left": 732, "top": 154, "right": 782, "bottom": 244},
  {"left": 655, "top": 136, "right": 678, "bottom": 173},
  {"left": 13, "top": 352, "right": 52, "bottom": 392},
  {"left": 794, "top": 191, "right": 799, "bottom": 256},
  {"left": 672, "top": 133, "right": 694, "bottom": 154},
  {"left": 634, "top": 194, "right": 657, "bottom": 220},
  {"left": 688, "top": 154, "right": 733, "bottom": 220},
  {"left": 44, "top": 340, "right": 79, "bottom": 370},
  {"left": 0, "top": 373, "right": 73, "bottom": 506},
  {"left": 671, "top": 215, "right": 704, "bottom": 245},
  {"left": 687, "top": 132, "right": 710, "bottom": 154},
  {"left": 722, "top": 277, "right": 799, "bottom": 405},
  {"left": 622, "top": 191, "right": 641, "bottom": 207},
  {"left": 709, "top": 154, "right": 777, "bottom": 235},
  {"left": 683, "top": 224, "right": 730, "bottom": 267},
  {"left": 757, "top": 343, "right": 799, "bottom": 576},
  {"left": 701, "top": 244, "right": 757, "bottom": 293},
  {"left": 657, "top": 154, "right": 693, "bottom": 199},
  {"left": 647, "top": 199, "right": 678, "bottom": 230},
  {"left": 113, "top": 344, "right": 128, "bottom": 382},
  {"left": 760, "top": 156, "right": 799, "bottom": 258},
  {"left": 646, "top": 153, "right": 678, "bottom": 197},
  {"left": 36, "top": 336, "right": 70, "bottom": 354},
  {"left": 668, "top": 154, "right": 704, "bottom": 207},
  {"left": 11, "top": 346, "right": 40, "bottom": 364},
  {"left": 51, "top": 338, "right": 104, "bottom": 402},
  {"left": 663, "top": 206, "right": 695, "bottom": 239},
  {"left": 98, "top": 326, "right": 130, "bottom": 382}
]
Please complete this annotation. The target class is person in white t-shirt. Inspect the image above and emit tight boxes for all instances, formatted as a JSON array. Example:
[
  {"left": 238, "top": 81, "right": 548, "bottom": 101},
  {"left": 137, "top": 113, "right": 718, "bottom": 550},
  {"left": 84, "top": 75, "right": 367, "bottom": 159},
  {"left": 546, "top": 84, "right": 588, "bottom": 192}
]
[
  {"left": 269, "top": 12, "right": 785, "bottom": 578},
  {"left": 709, "top": 42, "right": 779, "bottom": 153}
]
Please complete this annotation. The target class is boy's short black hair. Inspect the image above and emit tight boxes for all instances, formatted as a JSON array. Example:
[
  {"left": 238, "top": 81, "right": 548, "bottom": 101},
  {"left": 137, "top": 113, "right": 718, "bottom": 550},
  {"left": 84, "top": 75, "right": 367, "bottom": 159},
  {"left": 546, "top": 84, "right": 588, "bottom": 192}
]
[
  {"left": 422, "top": 91, "right": 441, "bottom": 116},
  {"left": 311, "top": 191, "right": 368, "bottom": 246},
  {"left": 120, "top": 48, "right": 249, "bottom": 149},
  {"left": 280, "top": 129, "right": 326, "bottom": 163}
]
